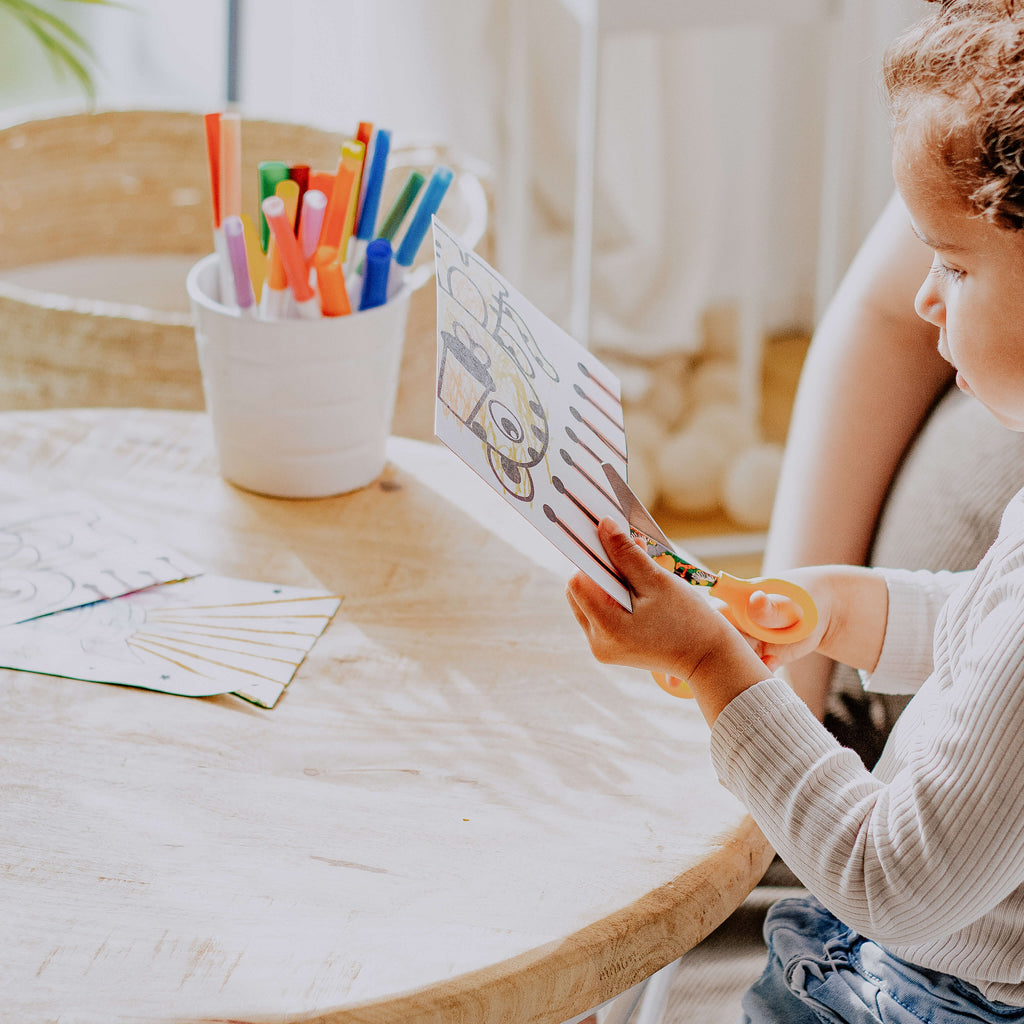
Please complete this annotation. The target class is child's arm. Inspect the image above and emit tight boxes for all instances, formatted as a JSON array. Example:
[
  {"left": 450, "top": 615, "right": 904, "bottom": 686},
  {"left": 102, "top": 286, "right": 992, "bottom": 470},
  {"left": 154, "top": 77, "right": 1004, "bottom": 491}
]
[
  {"left": 762, "top": 192, "right": 949, "bottom": 717},
  {"left": 571, "top": 518, "right": 1024, "bottom": 948},
  {"left": 565, "top": 517, "right": 888, "bottom": 728},
  {"left": 711, "top": 564, "right": 1024, "bottom": 946}
]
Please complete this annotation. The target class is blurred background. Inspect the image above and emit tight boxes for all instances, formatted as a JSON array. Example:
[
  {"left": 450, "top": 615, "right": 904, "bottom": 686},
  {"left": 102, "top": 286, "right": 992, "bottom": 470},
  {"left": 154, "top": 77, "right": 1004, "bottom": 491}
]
[{"left": 0, "top": 0, "right": 927, "bottom": 533}]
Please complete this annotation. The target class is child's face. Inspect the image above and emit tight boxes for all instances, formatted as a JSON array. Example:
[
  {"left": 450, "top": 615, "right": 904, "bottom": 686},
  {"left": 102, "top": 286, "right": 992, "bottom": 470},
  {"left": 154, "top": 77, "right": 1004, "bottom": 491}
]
[{"left": 893, "top": 120, "right": 1024, "bottom": 431}]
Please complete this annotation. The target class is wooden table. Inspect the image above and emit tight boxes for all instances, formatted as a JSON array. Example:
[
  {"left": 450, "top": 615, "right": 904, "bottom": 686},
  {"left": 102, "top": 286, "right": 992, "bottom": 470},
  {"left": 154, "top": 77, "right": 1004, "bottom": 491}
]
[{"left": 0, "top": 409, "right": 772, "bottom": 1024}]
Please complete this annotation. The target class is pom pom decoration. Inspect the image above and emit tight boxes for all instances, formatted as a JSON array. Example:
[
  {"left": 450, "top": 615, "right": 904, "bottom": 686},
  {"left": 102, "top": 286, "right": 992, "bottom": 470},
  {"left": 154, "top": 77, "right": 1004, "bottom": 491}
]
[
  {"left": 643, "top": 363, "right": 690, "bottom": 431},
  {"left": 691, "top": 358, "right": 740, "bottom": 404},
  {"left": 656, "top": 427, "right": 733, "bottom": 516},
  {"left": 622, "top": 408, "right": 666, "bottom": 465},
  {"left": 623, "top": 447, "right": 660, "bottom": 509},
  {"left": 722, "top": 442, "right": 785, "bottom": 528},
  {"left": 686, "top": 401, "right": 758, "bottom": 456}
]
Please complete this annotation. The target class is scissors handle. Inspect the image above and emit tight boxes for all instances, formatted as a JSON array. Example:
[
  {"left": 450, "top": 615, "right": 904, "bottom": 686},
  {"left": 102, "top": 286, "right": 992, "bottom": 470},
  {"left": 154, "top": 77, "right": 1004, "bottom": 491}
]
[
  {"left": 650, "top": 671, "right": 694, "bottom": 699},
  {"left": 711, "top": 573, "right": 818, "bottom": 644}
]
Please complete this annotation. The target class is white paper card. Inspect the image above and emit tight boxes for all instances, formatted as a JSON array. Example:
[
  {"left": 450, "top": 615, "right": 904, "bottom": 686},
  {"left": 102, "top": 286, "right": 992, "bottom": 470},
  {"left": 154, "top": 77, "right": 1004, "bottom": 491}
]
[
  {"left": 432, "top": 218, "right": 632, "bottom": 609},
  {"left": 0, "top": 574, "right": 341, "bottom": 708},
  {"left": 0, "top": 492, "right": 202, "bottom": 626}
]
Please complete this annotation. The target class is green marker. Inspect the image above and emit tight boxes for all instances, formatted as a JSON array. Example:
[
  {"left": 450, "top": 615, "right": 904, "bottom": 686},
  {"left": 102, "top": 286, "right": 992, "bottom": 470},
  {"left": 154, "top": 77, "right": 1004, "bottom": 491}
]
[
  {"left": 258, "top": 161, "right": 290, "bottom": 252},
  {"left": 358, "top": 170, "right": 425, "bottom": 275},
  {"left": 378, "top": 170, "right": 425, "bottom": 242}
]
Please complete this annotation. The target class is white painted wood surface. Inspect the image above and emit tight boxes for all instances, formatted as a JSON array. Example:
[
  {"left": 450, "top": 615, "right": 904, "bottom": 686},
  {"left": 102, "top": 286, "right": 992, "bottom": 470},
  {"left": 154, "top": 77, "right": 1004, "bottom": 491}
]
[{"left": 0, "top": 409, "right": 771, "bottom": 1024}]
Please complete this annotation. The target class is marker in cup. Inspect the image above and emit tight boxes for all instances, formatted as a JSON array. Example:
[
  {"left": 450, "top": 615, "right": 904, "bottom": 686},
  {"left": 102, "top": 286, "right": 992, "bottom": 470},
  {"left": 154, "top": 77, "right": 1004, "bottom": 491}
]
[
  {"left": 356, "top": 169, "right": 424, "bottom": 276},
  {"left": 263, "top": 195, "right": 321, "bottom": 320},
  {"left": 222, "top": 215, "right": 255, "bottom": 316},
  {"left": 388, "top": 165, "right": 453, "bottom": 297},
  {"left": 314, "top": 245, "right": 352, "bottom": 317},
  {"left": 299, "top": 189, "right": 328, "bottom": 263},
  {"left": 350, "top": 128, "right": 391, "bottom": 275},
  {"left": 258, "top": 161, "right": 290, "bottom": 251},
  {"left": 359, "top": 239, "right": 392, "bottom": 311}
]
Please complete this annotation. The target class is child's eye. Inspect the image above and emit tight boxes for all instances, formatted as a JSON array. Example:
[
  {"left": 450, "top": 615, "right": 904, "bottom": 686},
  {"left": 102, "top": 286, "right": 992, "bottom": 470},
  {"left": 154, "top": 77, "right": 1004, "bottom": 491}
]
[{"left": 933, "top": 260, "right": 966, "bottom": 283}]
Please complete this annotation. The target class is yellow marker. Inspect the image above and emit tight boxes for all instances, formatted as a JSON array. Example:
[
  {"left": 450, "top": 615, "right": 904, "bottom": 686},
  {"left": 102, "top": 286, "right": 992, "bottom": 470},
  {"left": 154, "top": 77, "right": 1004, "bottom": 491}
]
[
  {"left": 274, "top": 178, "right": 300, "bottom": 229},
  {"left": 337, "top": 140, "right": 364, "bottom": 262},
  {"left": 240, "top": 213, "right": 266, "bottom": 301}
]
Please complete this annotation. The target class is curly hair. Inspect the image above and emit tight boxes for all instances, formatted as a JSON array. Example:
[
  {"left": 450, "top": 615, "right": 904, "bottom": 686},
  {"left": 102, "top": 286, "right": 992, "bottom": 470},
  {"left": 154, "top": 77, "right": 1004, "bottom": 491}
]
[{"left": 885, "top": 0, "right": 1024, "bottom": 228}]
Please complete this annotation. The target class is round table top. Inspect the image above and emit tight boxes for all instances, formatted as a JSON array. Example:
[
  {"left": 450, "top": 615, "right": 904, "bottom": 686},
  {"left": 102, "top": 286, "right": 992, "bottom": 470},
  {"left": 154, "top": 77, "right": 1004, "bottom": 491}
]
[{"left": 0, "top": 409, "right": 771, "bottom": 1024}]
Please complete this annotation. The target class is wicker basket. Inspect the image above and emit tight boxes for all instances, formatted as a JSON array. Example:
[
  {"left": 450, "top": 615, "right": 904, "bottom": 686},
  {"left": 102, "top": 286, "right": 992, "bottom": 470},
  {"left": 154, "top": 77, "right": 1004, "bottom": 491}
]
[{"left": 0, "top": 108, "right": 492, "bottom": 440}]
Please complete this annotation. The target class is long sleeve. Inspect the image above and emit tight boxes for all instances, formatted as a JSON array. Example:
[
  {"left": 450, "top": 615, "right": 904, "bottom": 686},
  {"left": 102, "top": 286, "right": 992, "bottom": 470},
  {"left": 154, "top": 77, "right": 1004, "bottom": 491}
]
[
  {"left": 860, "top": 566, "right": 965, "bottom": 694},
  {"left": 708, "top": 490, "right": 1024, "bottom": 1002}
]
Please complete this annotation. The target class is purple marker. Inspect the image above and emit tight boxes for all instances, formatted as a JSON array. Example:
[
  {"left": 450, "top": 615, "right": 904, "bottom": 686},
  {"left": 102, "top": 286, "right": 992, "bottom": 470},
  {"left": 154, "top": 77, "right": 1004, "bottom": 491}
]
[{"left": 222, "top": 215, "right": 256, "bottom": 317}]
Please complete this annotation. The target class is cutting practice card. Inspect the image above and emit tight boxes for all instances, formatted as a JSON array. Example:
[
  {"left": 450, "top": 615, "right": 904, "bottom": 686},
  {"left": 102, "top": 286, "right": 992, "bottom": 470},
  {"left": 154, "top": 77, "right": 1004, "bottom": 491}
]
[{"left": 432, "top": 218, "right": 632, "bottom": 609}]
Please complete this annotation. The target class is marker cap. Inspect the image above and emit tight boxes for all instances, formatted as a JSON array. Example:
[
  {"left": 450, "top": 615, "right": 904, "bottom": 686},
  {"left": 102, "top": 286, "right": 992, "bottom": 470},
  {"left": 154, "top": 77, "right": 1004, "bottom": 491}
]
[
  {"left": 359, "top": 239, "right": 392, "bottom": 311},
  {"left": 395, "top": 165, "right": 453, "bottom": 268}
]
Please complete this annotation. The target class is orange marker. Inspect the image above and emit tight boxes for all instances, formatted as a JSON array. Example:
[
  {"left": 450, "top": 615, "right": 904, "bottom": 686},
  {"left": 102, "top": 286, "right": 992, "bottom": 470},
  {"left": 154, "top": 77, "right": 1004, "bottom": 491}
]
[
  {"left": 259, "top": 180, "right": 299, "bottom": 317},
  {"left": 320, "top": 140, "right": 363, "bottom": 254},
  {"left": 314, "top": 246, "right": 351, "bottom": 316},
  {"left": 263, "top": 196, "right": 320, "bottom": 319},
  {"left": 308, "top": 170, "right": 334, "bottom": 203},
  {"left": 354, "top": 121, "right": 373, "bottom": 220},
  {"left": 203, "top": 112, "right": 221, "bottom": 229},
  {"left": 356, "top": 121, "right": 373, "bottom": 168},
  {"left": 205, "top": 111, "right": 236, "bottom": 304}
]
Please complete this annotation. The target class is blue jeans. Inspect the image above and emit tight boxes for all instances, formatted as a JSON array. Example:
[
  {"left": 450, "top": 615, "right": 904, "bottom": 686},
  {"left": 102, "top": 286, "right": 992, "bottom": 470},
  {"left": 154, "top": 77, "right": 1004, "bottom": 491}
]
[{"left": 740, "top": 894, "right": 1024, "bottom": 1024}]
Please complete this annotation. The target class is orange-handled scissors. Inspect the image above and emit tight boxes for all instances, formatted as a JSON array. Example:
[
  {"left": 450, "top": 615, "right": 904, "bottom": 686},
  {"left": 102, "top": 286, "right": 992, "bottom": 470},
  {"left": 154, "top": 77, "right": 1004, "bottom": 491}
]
[{"left": 602, "top": 464, "right": 818, "bottom": 698}]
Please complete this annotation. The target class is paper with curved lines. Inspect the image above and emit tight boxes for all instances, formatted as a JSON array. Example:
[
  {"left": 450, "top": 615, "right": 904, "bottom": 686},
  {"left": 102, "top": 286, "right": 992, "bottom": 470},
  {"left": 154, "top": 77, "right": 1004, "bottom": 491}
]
[
  {"left": 432, "top": 217, "right": 632, "bottom": 610},
  {"left": 0, "top": 492, "right": 201, "bottom": 627},
  {"left": 0, "top": 574, "right": 341, "bottom": 708}
]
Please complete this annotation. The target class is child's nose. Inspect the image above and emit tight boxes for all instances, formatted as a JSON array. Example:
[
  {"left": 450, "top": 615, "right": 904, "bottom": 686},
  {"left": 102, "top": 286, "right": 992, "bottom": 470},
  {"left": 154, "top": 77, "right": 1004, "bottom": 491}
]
[{"left": 914, "top": 265, "right": 945, "bottom": 327}]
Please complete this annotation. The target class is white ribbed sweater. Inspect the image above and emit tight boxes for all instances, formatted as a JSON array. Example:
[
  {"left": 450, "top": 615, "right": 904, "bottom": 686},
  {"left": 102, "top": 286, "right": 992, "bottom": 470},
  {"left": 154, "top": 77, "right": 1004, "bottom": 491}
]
[{"left": 710, "top": 486, "right": 1024, "bottom": 1006}]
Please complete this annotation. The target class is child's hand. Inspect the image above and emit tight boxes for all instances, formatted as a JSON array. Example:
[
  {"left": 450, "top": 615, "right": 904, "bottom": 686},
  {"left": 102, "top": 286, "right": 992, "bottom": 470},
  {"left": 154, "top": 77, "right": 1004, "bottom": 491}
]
[
  {"left": 739, "top": 573, "right": 831, "bottom": 672},
  {"left": 566, "top": 517, "right": 774, "bottom": 723}
]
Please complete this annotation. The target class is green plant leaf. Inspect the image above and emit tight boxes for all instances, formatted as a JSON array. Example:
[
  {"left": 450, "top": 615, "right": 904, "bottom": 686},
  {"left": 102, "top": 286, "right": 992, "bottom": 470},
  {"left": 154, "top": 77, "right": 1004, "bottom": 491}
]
[{"left": 2, "top": 0, "right": 128, "bottom": 101}]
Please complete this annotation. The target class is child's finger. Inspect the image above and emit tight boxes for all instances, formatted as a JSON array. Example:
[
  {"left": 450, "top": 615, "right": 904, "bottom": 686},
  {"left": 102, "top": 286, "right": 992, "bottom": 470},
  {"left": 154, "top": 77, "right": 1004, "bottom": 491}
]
[
  {"left": 595, "top": 517, "right": 662, "bottom": 586},
  {"left": 564, "top": 580, "right": 592, "bottom": 631},
  {"left": 747, "top": 589, "right": 803, "bottom": 629}
]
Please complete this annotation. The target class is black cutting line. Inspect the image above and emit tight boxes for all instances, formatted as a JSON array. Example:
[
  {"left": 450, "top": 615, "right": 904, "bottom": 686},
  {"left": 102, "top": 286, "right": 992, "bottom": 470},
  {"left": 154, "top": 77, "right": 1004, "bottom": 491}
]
[
  {"left": 565, "top": 425, "right": 603, "bottom": 465},
  {"left": 569, "top": 407, "right": 627, "bottom": 463},
  {"left": 573, "top": 383, "right": 624, "bottom": 432},
  {"left": 559, "top": 448, "right": 620, "bottom": 510},
  {"left": 577, "top": 361, "right": 619, "bottom": 402},
  {"left": 543, "top": 505, "right": 627, "bottom": 589},
  {"left": 552, "top": 476, "right": 599, "bottom": 526}
]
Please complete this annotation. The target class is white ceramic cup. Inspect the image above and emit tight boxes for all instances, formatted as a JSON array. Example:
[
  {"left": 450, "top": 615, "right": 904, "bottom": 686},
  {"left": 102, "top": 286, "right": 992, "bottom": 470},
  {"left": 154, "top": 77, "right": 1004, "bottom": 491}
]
[{"left": 187, "top": 252, "right": 411, "bottom": 499}]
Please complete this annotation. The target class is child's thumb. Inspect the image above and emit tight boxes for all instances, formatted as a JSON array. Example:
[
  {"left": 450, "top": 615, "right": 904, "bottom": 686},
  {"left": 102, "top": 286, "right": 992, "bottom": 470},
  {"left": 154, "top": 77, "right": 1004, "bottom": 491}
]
[
  {"left": 747, "top": 590, "right": 802, "bottom": 629},
  {"left": 598, "top": 517, "right": 658, "bottom": 581}
]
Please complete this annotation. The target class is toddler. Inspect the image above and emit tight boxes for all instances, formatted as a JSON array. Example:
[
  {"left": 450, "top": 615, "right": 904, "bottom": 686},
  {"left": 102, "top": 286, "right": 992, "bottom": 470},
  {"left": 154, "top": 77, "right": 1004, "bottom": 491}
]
[{"left": 566, "top": 1, "right": 1024, "bottom": 1020}]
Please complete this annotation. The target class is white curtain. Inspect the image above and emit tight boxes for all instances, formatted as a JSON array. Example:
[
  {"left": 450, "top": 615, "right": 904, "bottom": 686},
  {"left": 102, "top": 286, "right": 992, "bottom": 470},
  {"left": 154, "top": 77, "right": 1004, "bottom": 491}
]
[
  {"left": 518, "top": 0, "right": 928, "bottom": 355},
  {"left": 2, "top": 0, "right": 927, "bottom": 352}
]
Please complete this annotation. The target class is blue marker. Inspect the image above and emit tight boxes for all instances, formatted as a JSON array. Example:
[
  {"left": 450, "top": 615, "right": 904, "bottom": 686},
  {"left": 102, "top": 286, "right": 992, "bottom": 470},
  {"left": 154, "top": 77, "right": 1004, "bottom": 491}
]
[
  {"left": 394, "top": 165, "right": 453, "bottom": 270},
  {"left": 359, "top": 238, "right": 392, "bottom": 311},
  {"left": 355, "top": 129, "right": 391, "bottom": 244}
]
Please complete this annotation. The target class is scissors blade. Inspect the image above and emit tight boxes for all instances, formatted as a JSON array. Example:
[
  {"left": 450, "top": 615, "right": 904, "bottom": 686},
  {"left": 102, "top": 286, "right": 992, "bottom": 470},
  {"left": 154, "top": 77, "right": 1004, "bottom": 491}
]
[{"left": 601, "top": 463, "right": 708, "bottom": 569}]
